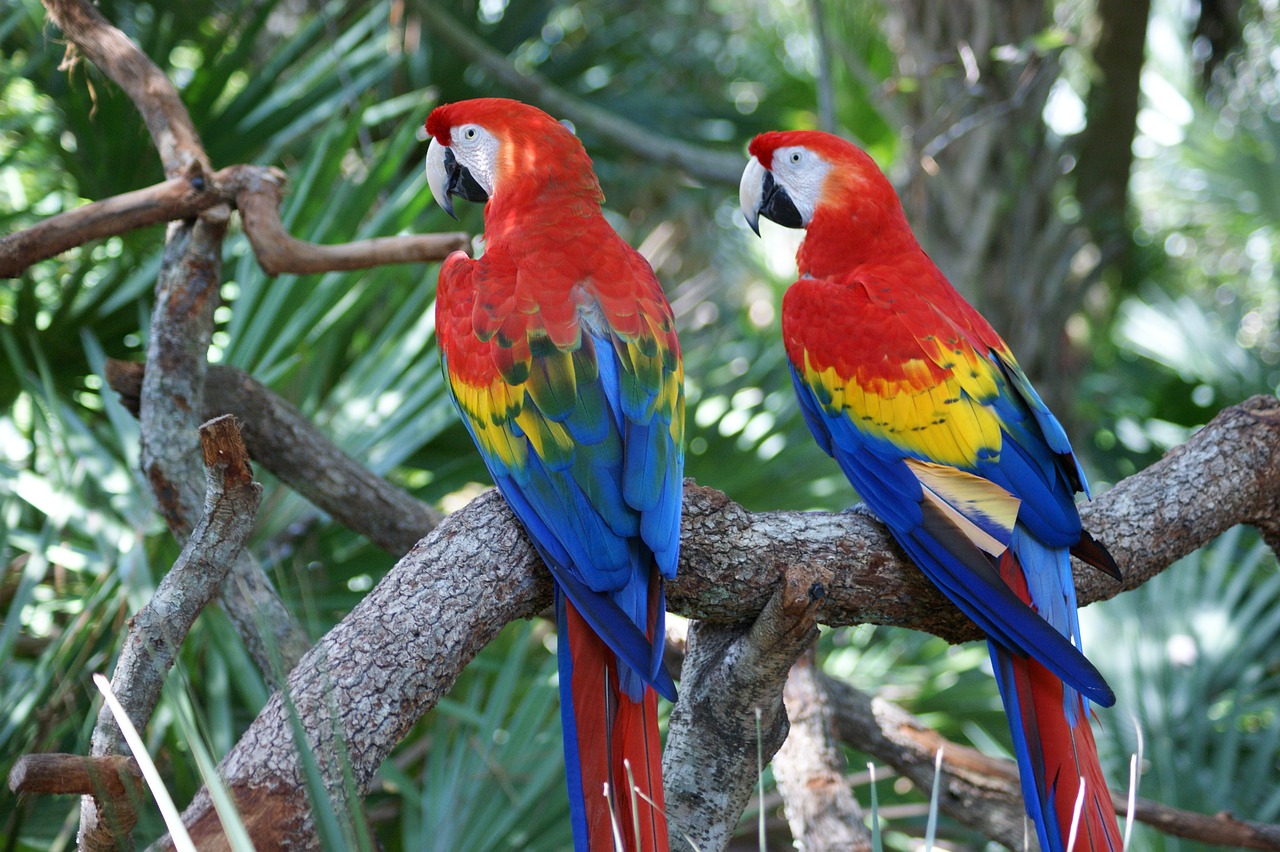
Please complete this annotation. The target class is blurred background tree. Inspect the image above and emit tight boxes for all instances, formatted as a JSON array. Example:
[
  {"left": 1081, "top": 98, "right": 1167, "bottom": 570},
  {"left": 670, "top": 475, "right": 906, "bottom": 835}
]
[{"left": 2, "top": 0, "right": 1278, "bottom": 848}]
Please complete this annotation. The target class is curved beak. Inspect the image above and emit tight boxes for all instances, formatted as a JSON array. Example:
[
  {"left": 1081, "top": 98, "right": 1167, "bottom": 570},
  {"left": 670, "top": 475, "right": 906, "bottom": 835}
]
[
  {"left": 426, "top": 138, "right": 490, "bottom": 219},
  {"left": 739, "top": 156, "right": 766, "bottom": 236},
  {"left": 425, "top": 138, "right": 456, "bottom": 218},
  {"left": 739, "top": 155, "right": 804, "bottom": 235}
]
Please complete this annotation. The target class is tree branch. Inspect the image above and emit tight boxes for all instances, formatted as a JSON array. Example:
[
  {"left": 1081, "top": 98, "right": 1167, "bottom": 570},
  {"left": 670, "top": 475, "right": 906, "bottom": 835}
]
[
  {"left": 0, "top": 164, "right": 469, "bottom": 279},
  {"left": 105, "top": 360, "right": 441, "bottom": 556},
  {"left": 823, "top": 670, "right": 1280, "bottom": 850},
  {"left": 773, "top": 646, "right": 871, "bottom": 851},
  {"left": 233, "top": 167, "right": 469, "bottom": 275},
  {"left": 418, "top": 4, "right": 742, "bottom": 186},
  {"left": 822, "top": 670, "right": 1030, "bottom": 848},
  {"left": 1122, "top": 798, "right": 1280, "bottom": 850},
  {"left": 670, "top": 396, "right": 1280, "bottom": 638},
  {"left": 663, "top": 571, "right": 823, "bottom": 851},
  {"left": 43, "top": 0, "right": 208, "bottom": 180},
  {"left": 37, "top": 0, "right": 313, "bottom": 685},
  {"left": 78, "top": 416, "right": 260, "bottom": 851},
  {"left": 152, "top": 489, "right": 552, "bottom": 850},
  {"left": 0, "top": 174, "right": 215, "bottom": 277},
  {"left": 11, "top": 755, "right": 144, "bottom": 844},
  {"left": 134, "top": 207, "right": 309, "bottom": 680},
  {"left": 90, "top": 416, "right": 260, "bottom": 751},
  {"left": 146, "top": 395, "right": 1279, "bottom": 849}
]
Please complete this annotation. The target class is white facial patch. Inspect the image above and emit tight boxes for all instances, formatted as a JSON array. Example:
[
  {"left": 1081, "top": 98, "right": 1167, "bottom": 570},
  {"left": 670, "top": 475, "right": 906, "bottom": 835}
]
[
  {"left": 449, "top": 123, "right": 500, "bottom": 196},
  {"left": 768, "top": 145, "right": 832, "bottom": 226}
]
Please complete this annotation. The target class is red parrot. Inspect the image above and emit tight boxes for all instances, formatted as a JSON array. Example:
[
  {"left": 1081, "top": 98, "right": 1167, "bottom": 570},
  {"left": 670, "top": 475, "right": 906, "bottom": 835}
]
[
  {"left": 424, "top": 98, "right": 681, "bottom": 851},
  {"left": 740, "top": 130, "right": 1122, "bottom": 851}
]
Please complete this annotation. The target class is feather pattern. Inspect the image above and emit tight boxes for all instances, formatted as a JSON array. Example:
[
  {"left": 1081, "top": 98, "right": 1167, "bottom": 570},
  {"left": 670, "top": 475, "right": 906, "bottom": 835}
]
[
  {"left": 749, "top": 129, "right": 1122, "bottom": 851},
  {"left": 429, "top": 99, "right": 681, "bottom": 851}
]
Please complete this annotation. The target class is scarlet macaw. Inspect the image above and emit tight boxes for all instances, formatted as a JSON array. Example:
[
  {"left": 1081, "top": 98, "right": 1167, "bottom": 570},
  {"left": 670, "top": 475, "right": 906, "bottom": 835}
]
[
  {"left": 424, "top": 98, "right": 682, "bottom": 852},
  {"left": 739, "top": 130, "right": 1122, "bottom": 851}
]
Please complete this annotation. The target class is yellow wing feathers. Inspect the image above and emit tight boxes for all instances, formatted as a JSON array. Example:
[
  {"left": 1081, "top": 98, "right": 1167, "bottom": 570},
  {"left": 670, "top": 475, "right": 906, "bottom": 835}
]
[
  {"left": 800, "top": 347, "right": 1003, "bottom": 468},
  {"left": 451, "top": 377, "right": 578, "bottom": 471}
]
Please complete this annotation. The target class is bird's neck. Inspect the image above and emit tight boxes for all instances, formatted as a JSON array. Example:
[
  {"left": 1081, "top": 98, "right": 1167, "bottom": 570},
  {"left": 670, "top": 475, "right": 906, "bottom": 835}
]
[
  {"left": 484, "top": 184, "right": 602, "bottom": 244},
  {"left": 797, "top": 194, "right": 926, "bottom": 281}
]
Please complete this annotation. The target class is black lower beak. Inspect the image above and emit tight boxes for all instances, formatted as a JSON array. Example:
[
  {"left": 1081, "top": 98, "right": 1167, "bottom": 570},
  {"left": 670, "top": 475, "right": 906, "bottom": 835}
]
[
  {"left": 445, "top": 148, "right": 489, "bottom": 207},
  {"left": 759, "top": 171, "right": 803, "bottom": 229}
]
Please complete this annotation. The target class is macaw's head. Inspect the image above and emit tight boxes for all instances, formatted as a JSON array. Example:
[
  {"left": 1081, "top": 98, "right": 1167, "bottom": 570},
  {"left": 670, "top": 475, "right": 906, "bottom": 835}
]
[
  {"left": 424, "top": 97, "right": 601, "bottom": 219},
  {"left": 738, "top": 130, "right": 896, "bottom": 236}
]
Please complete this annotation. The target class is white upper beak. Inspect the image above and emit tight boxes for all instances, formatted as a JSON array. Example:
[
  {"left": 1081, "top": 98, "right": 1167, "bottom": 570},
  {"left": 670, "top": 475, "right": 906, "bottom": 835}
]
[
  {"left": 739, "top": 155, "right": 767, "bottom": 236},
  {"left": 425, "top": 137, "right": 453, "bottom": 217}
]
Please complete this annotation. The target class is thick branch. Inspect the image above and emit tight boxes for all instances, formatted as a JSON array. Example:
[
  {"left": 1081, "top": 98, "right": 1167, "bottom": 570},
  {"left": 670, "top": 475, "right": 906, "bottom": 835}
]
[
  {"left": 670, "top": 396, "right": 1280, "bottom": 638},
  {"left": 153, "top": 490, "right": 550, "bottom": 850},
  {"left": 1078, "top": 395, "right": 1280, "bottom": 597},
  {"left": 105, "top": 360, "right": 440, "bottom": 555},
  {"left": 773, "top": 646, "right": 871, "bottom": 851},
  {"left": 418, "top": 4, "right": 742, "bottom": 186},
  {"left": 43, "top": 0, "right": 207, "bottom": 179},
  {"left": 663, "top": 572, "right": 823, "bottom": 851},
  {"left": 0, "top": 165, "right": 468, "bottom": 279},
  {"left": 151, "top": 396, "right": 1279, "bottom": 849},
  {"left": 78, "top": 416, "right": 260, "bottom": 851}
]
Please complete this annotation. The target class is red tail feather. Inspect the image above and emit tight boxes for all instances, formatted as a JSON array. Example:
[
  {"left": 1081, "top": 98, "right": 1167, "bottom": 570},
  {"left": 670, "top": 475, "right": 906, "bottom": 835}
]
[
  {"left": 1008, "top": 653, "right": 1123, "bottom": 850},
  {"left": 565, "top": 603, "right": 669, "bottom": 851}
]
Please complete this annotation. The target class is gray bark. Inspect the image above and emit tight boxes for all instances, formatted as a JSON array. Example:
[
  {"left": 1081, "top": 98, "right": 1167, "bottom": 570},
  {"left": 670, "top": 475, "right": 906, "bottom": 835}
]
[{"left": 774, "top": 646, "right": 871, "bottom": 851}]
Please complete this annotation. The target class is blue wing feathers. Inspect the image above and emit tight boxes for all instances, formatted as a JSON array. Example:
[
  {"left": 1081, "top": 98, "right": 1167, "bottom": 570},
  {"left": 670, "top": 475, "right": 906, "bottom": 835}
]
[
  {"left": 641, "top": 467, "right": 680, "bottom": 579},
  {"left": 990, "top": 643, "right": 1055, "bottom": 851},
  {"left": 982, "top": 439, "right": 1080, "bottom": 546},
  {"left": 571, "top": 454, "right": 638, "bottom": 538},
  {"left": 993, "top": 352, "right": 1092, "bottom": 497},
  {"left": 648, "top": 583, "right": 670, "bottom": 681},
  {"left": 790, "top": 368, "right": 836, "bottom": 456},
  {"left": 450, "top": 324, "right": 680, "bottom": 704},
  {"left": 593, "top": 331, "right": 628, "bottom": 434},
  {"left": 905, "top": 526, "right": 1111, "bottom": 704},
  {"left": 623, "top": 419, "right": 669, "bottom": 511}
]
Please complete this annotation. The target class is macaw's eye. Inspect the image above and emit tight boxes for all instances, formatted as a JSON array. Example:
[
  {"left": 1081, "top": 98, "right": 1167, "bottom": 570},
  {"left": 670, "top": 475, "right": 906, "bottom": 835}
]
[
  {"left": 464, "top": 127, "right": 478, "bottom": 141},
  {"left": 789, "top": 151, "right": 802, "bottom": 164}
]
